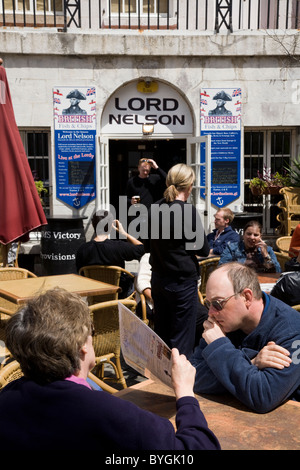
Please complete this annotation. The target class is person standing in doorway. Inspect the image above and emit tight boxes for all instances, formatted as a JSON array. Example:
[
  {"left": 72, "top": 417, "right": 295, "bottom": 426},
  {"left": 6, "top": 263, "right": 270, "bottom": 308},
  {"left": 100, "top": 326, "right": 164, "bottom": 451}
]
[{"left": 126, "top": 158, "right": 167, "bottom": 209}]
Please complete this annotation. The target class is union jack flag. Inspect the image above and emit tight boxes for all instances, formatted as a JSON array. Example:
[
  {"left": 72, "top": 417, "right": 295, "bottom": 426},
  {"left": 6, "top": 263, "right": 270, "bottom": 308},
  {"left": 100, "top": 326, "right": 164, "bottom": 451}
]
[
  {"left": 236, "top": 107, "right": 241, "bottom": 112},
  {"left": 53, "top": 97, "right": 61, "bottom": 104},
  {"left": 232, "top": 88, "right": 241, "bottom": 97},
  {"left": 87, "top": 87, "right": 96, "bottom": 96},
  {"left": 91, "top": 106, "right": 96, "bottom": 111},
  {"left": 201, "top": 98, "right": 208, "bottom": 106}
]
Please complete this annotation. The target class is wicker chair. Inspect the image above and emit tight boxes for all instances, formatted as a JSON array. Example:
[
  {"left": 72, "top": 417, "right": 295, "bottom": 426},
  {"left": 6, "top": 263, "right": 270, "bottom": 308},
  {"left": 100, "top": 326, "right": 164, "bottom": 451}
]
[
  {"left": 89, "top": 299, "right": 137, "bottom": 389},
  {"left": 0, "top": 267, "right": 37, "bottom": 280},
  {"left": 274, "top": 251, "right": 290, "bottom": 272},
  {"left": 276, "top": 236, "right": 292, "bottom": 255},
  {"left": 292, "top": 304, "right": 300, "bottom": 312},
  {"left": 79, "top": 265, "right": 135, "bottom": 304},
  {"left": 198, "top": 257, "right": 220, "bottom": 304},
  {"left": 0, "top": 360, "right": 118, "bottom": 396},
  {"left": 0, "top": 360, "right": 23, "bottom": 389},
  {"left": 0, "top": 267, "right": 37, "bottom": 318}
]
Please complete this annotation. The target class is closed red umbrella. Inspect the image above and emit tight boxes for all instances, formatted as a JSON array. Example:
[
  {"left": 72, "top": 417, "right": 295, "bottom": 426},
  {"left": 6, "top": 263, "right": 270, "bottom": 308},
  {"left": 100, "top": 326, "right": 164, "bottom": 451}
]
[{"left": 0, "top": 62, "right": 47, "bottom": 254}]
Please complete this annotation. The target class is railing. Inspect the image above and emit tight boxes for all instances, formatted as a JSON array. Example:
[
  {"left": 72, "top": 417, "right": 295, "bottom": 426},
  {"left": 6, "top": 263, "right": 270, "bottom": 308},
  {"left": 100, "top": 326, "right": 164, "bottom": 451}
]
[{"left": 1, "top": 0, "right": 299, "bottom": 31}]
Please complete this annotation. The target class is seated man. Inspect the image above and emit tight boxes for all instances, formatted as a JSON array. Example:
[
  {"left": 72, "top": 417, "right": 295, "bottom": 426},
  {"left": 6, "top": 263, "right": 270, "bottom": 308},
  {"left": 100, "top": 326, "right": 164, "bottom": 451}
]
[
  {"left": 191, "top": 262, "right": 300, "bottom": 413},
  {"left": 207, "top": 208, "right": 240, "bottom": 256},
  {"left": 0, "top": 288, "right": 220, "bottom": 451}
]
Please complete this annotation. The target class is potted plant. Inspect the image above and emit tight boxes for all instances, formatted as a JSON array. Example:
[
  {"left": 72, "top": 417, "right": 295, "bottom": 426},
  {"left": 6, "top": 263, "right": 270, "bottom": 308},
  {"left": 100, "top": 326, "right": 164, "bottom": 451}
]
[
  {"left": 34, "top": 180, "right": 48, "bottom": 205},
  {"left": 249, "top": 176, "right": 268, "bottom": 196},
  {"left": 249, "top": 167, "right": 291, "bottom": 196},
  {"left": 284, "top": 154, "right": 300, "bottom": 187}
]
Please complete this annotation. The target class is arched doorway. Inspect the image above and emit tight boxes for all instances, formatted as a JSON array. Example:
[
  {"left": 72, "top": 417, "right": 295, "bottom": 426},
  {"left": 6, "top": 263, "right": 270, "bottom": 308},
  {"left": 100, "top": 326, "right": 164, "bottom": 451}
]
[
  {"left": 109, "top": 138, "right": 187, "bottom": 217},
  {"left": 99, "top": 78, "right": 194, "bottom": 216}
]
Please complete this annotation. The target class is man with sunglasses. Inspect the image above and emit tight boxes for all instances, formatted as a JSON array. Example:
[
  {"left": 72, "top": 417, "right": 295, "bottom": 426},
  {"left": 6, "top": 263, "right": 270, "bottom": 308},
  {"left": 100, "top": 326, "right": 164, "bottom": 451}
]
[
  {"left": 126, "top": 158, "right": 166, "bottom": 209},
  {"left": 191, "top": 262, "right": 300, "bottom": 413}
]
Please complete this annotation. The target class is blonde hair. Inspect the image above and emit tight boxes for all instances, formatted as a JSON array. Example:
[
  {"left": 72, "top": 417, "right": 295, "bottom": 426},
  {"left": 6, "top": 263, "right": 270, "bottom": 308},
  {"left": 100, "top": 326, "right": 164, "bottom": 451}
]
[{"left": 164, "top": 164, "right": 195, "bottom": 202}]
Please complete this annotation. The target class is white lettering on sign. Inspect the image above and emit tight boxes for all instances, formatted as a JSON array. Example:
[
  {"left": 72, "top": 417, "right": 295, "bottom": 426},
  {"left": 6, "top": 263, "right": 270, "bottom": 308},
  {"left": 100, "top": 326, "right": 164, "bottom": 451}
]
[
  {"left": 101, "top": 81, "right": 193, "bottom": 135},
  {"left": 41, "top": 230, "right": 82, "bottom": 240}
]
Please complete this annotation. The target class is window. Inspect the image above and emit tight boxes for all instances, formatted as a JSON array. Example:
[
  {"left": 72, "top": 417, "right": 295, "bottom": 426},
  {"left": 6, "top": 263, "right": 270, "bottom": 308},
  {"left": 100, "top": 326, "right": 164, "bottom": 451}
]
[
  {"left": 244, "top": 128, "right": 295, "bottom": 233},
  {"left": 20, "top": 130, "right": 50, "bottom": 215},
  {"left": 3, "top": 0, "right": 63, "bottom": 12},
  {"left": 110, "top": 0, "right": 168, "bottom": 14}
]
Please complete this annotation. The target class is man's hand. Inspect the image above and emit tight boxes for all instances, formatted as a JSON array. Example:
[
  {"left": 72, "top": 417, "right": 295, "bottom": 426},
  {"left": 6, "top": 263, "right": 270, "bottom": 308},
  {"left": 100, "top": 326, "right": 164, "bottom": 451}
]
[
  {"left": 171, "top": 348, "right": 196, "bottom": 400},
  {"left": 251, "top": 341, "right": 291, "bottom": 370},
  {"left": 147, "top": 158, "right": 158, "bottom": 170},
  {"left": 202, "top": 317, "right": 225, "bottom": 344},
  {"left": 112, "top": 219, "right": 126, "bottom": 236}
]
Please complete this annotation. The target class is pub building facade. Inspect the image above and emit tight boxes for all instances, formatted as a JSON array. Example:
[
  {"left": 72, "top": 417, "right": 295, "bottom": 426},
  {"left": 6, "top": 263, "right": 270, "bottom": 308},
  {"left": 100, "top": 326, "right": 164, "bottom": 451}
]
[{"left": 1, "top": 0, "right": 300, "bottom": 271}]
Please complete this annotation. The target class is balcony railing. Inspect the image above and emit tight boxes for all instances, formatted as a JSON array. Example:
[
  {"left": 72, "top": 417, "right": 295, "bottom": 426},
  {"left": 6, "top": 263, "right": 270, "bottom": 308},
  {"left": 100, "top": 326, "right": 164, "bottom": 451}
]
[{"left": 1, "top": 0, "right": 299, "bottom": 31}]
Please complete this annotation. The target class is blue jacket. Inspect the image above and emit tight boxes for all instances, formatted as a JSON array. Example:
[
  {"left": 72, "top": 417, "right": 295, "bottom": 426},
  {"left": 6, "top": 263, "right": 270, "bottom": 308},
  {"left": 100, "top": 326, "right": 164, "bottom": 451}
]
[
  {"left": 0, "top": 378, "right": 220, "bottom": 450},
  {"left": 191, "top": 294, "right": 300, "bottom": 413},
  {"left": 207, "top": 226, "right": 240, "bottom": 256},
  {"left": 219, "top": 240, "right": 281, "bottom": 273}
]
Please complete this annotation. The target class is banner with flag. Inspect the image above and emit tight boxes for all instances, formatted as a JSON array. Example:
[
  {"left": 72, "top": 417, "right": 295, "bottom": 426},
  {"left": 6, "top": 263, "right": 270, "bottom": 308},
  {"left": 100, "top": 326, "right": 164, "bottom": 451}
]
[
  {"left": 53, "top": 86, "right": 97, "bottom": 209},
  {"left": 200, "top": 87, "right": 242, "bottom": 208}
]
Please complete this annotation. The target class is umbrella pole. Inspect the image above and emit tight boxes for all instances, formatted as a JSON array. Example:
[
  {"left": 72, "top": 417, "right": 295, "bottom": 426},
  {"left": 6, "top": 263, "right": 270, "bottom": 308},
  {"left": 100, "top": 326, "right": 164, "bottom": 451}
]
[{"left": 0, "top": 244, "right": 8, "bottom": 267}]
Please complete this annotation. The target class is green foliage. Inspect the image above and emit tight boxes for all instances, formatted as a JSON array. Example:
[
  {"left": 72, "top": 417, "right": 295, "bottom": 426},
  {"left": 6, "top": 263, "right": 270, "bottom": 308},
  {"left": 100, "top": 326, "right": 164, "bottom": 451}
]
[
  {"left": 285, "top": 155, "right": 300, "bottom": 187},
  {"left": 34, "top": 180, "right": 48, "bottom": 205}
]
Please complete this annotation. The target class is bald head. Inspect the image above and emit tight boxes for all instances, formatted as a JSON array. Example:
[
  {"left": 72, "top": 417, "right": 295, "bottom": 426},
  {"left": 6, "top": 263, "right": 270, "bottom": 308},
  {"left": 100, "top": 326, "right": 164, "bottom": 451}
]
[{"left": 208, "top": 262, "right": 262, "bottom": 300}]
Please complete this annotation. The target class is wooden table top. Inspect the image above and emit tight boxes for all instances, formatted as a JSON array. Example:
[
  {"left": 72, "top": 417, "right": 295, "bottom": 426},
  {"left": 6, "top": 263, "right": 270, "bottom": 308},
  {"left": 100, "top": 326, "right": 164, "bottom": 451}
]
[
  {"left": 0, "top": 274, "right": 120, "bottom": 304},
  {"left": 257, "top": 272, "right": 281, "bottom": 283},
  {"left": 116, "top": 379, "right": 300, "bottom": 451}
]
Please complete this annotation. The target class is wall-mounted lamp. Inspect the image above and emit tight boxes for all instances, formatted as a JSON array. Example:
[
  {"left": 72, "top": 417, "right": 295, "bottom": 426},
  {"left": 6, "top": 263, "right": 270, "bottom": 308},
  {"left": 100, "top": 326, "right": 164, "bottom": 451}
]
[{"left": 142, "top": 124, "right": 154, "bottom": 136}]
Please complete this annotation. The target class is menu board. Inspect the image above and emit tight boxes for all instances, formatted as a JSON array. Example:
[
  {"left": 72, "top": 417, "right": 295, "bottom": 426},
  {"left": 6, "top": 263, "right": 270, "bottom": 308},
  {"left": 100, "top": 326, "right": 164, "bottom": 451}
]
[
  {"left": 53, "top": 86, "right": 96, "bottom": 209},
  {"left": 200, "top": 87, "right": 242, "bottom": 208}
]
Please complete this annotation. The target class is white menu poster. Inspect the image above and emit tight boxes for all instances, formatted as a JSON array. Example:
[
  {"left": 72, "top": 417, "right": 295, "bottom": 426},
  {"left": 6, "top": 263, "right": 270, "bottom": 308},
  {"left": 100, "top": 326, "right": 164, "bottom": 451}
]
[{"left": 118, "top": 302, "right": 173, "bottom": 389}]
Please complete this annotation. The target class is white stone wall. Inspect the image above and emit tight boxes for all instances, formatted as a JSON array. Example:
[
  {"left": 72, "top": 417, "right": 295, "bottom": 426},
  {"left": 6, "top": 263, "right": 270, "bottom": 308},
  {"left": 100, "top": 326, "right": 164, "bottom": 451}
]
[{"left": 1, "top": 28, "right": 300, "bottom": 235}]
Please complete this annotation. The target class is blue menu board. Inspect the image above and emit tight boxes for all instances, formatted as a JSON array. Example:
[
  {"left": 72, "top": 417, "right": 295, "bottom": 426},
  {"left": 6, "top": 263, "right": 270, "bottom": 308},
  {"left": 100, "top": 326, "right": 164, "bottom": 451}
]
[
  {"left": 200, "top": 88, "right": 242, "bottom": 208},
  {"left": 53, "top": 86, "right": 96, "bottom": 209}
]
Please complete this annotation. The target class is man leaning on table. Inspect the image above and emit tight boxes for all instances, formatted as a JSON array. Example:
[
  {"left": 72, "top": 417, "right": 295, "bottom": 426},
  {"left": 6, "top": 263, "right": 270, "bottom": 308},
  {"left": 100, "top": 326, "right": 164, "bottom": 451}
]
[{"left": 191, "top": 262, "right": 300, "bottom": 414}]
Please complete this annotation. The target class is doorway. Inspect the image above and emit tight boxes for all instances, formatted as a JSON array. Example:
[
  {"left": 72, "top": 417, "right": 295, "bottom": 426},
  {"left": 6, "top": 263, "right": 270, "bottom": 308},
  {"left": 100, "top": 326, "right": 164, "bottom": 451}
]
[{"left": 108, "top": 138, "right": 187, "bottom": 216}]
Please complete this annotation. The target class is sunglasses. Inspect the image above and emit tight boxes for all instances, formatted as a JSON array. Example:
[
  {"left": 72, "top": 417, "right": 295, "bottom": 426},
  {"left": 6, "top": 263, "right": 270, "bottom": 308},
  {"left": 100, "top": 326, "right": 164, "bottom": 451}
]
[{"left": 204, "top": 290, "right": 243, "bottom": 311}]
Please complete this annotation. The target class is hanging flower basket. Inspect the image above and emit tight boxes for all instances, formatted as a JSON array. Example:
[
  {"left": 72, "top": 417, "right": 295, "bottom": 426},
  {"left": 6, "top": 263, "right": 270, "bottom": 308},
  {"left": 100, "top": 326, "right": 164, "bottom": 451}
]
[
  {"left": 267, "top": 186, "right": 281, "bottom": 195},
  {"left": 250, "top": 186, "right": 263, "bottom": 196}
]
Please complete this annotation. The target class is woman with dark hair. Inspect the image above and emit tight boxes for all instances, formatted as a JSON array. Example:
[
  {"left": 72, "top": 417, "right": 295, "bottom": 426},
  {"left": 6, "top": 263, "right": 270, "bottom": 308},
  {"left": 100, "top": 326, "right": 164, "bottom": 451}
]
[
  {"left": 149, "top": 164, "right": 209, "bottom": 358},
  {"left": 76, "top": 210, "right": 144, "bottom": 297},
  {"left": 219, "top": 220, "right": 281, "bottom": 273}
]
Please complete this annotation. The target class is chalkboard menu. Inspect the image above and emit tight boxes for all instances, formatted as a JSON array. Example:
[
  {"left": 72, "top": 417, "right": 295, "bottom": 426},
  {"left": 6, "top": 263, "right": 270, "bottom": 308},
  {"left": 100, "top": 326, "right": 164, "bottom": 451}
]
[
  {"left": 68, "top": 161, "right": 95, "bottom": 186},
  {"left": 212, "top": 161, "right": 238, "bottom": 185}
]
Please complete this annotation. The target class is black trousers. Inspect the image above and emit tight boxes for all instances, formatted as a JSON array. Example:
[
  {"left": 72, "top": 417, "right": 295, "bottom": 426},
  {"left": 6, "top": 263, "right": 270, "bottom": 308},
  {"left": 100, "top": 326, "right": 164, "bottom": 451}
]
[{"left": 151, "top": 273, "right": 199, "bottom": 359}]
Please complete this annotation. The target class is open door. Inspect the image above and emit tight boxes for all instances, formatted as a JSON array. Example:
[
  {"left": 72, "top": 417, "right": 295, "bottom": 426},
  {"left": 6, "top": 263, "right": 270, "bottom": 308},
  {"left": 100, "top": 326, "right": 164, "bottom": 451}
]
[
  {"left": 97, "top": 136, "right": 110, "bottom": 210},
  {"left": 187, "top": 135, "right": 212, "bottom": 233}
]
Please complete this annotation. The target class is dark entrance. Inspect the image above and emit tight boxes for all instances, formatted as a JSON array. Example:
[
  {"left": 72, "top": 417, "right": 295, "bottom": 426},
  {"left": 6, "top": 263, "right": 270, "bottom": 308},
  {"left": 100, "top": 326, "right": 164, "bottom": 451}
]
[{"left": 109, "top": 139, "right": 186, "bottom": 217}]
